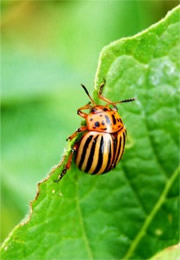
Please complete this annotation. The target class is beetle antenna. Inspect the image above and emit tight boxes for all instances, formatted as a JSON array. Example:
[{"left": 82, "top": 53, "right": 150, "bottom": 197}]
[
  {"left": 114, "top": 98, "right": 136, "bottom": 104},
  {"left": 81, "top": 84, "right": 95, "bottom": 104}
]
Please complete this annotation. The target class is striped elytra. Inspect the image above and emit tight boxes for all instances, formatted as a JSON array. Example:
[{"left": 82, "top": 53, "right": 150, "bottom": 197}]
[
  {"left": 55, "top": 83, "right": 135, "bottom": 182},
  {"left": 75, "top": 130, "right": 126, "bottom": 175}
]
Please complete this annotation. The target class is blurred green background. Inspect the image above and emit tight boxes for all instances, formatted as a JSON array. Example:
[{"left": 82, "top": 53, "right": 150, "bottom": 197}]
[{"left": 1, "top": 0, "right": 179, "bottom": 244}]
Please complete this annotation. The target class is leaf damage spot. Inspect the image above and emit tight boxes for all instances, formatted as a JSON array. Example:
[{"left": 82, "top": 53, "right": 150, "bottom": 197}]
[
  {"left": 59, "top": 192, "right": 63, "bottom": 197},
  {"left": 155, "top": 229, "right": 163, "bottom": 236}
]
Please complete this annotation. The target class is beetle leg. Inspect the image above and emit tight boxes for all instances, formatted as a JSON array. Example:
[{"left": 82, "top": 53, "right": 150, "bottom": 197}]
[
  {"left": 98, "top": 80, "right": 135, "bottom": 108},
  {"left": 77, "top": 102, "right": 91, "bottom": 118},
  {"left": 66, "top": 126, "right": 88, "bottom": 141},
  {"left": 98, "top": 81, "right": 118, "bottom": 111},
  {"left": 54, "top": 144, "right": 78, "bottom": 182}
]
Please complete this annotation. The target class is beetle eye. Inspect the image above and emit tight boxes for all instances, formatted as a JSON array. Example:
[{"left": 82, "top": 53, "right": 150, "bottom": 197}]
[{"left": 91, "top": 108, "right": 97, "bottom": 113}]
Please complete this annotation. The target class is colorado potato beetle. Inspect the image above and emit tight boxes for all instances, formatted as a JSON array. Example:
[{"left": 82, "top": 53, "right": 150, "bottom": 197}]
[{"left": 56, "top": 82, "right": 135, "bottom": 181}]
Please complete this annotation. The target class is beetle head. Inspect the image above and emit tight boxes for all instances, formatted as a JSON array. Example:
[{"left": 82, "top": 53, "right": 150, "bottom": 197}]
[{"left": 90, "top": 105, "right": 111, "bottom": 113}]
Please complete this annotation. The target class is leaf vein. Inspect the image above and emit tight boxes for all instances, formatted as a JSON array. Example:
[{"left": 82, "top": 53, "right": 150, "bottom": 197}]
[
  {"left": 121, "top": 163, "right": 148, "bottom": 216},
  {"left": 123, "top": 165, "right": 180, "bottom": 259}
]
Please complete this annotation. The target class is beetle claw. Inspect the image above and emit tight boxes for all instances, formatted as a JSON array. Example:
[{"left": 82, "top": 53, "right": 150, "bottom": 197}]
[{"left": 53, "top": 169, "right": 67, "bottom": 183}]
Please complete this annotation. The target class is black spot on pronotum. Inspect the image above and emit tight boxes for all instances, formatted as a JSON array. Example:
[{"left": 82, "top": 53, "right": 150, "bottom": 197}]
[
  {"left": 118, "top": 126, "right": 123, "bottom": 131},
  {"left": 103, "top": 108, "right": 108, "bottom": 111},
  {"left": 117, "top": 118, "right": 122, "bottom": 123},
  {"left": 90, "top": 118, "right": 93, "bottom": 121},
  {"left": 112, "top": 114, "right": 116, "bottom": 124},
  {"left": 105, "top": 115, "right": 111, "bottom": 125},
  {"left": 95, "top": 122, "right": 100, "bottom": 127}
]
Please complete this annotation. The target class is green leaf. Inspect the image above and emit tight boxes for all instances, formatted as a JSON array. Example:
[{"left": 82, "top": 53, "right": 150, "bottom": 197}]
[
  {"left": 1, "top": 6, "right": 179, "bottom": 260},
  {"left": 2, "top": 1, "right": 164, "bottom": 244}
]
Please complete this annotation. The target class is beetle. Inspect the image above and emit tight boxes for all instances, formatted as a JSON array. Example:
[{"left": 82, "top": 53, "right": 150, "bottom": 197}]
[{"left": 55, "top": 82, "right": 135, "bottom": 181}]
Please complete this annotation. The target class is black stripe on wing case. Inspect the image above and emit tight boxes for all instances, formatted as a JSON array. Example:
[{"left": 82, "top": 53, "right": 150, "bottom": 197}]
[
  {"left": 115, "top": 135, "right": 122, "bottom": 165},
  {"left": 104, "top": 137, "right": 112, "bottom": 173},
  {"left": 121, "top": 132, "right": 126, "bottom": 158},
  {"left": 78, "top": 135, "right": 93, "bottom": 169},
  {"left": 85, "top": 135, "right": 99, "bottom": 172},
  {"left": 92, "top": 135, "right": 104, "bottom": 174}
]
